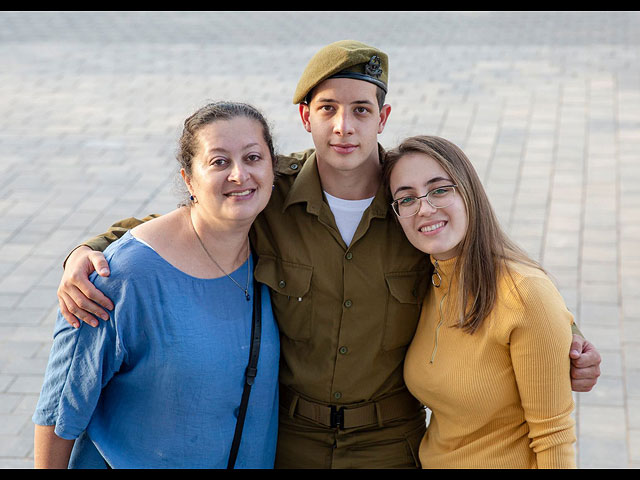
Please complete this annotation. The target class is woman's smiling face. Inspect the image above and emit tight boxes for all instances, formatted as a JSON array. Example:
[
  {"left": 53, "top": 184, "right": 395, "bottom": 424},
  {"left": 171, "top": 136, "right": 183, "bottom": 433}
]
[
  {"left": 183, "top": 116, "right": 274, "bottom": 228},
  {"left": 389, "top": 152, "right": 468, "bottom": 260}
]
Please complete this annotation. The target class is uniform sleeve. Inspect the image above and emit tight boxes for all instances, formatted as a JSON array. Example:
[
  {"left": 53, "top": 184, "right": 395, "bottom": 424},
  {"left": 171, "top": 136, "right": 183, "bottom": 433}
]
[
  {"left": 33, "top": 267, "right": 129, "bottom": 439},
  {"left": 508, "top": 275, "right": 577, "bottom": 469},
  {"left": 63, "top": 214, "right": 160, "bottom": 267}
]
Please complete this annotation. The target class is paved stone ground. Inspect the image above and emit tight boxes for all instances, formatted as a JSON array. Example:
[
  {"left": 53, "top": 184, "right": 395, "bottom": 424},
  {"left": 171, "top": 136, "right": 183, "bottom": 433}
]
[{"left": 0, "top": 11, "right": 638, "bottom": 469}]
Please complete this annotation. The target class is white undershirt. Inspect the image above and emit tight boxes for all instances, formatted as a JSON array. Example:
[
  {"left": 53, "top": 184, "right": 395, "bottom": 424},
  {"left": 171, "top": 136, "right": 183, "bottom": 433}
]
[{"left": 324, "top": 191, "right": 375, "bottom": 246}]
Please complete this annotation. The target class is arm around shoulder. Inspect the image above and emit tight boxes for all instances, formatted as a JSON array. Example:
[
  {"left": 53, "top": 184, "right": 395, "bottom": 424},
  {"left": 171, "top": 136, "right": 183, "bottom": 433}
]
[
  {"left": 58, "top": 215, "right": 160, "bottom": 328},
  {"left": 63, "top": 215, "right": 161, "bottom": 268}
]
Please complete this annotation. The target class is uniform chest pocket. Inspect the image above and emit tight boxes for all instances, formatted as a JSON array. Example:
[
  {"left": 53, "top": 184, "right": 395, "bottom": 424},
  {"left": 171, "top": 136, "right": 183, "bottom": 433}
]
[
  {"left": 254, "top": 255, "right": 313, "bottom": 341},
  {"left": 382, "top": 271, "right": 428, "bottom": 351}
]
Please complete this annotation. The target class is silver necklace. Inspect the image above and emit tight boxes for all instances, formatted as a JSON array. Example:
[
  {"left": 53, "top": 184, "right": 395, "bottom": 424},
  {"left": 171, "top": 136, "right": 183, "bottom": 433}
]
[{"left": 189, "top": 212, "right": 251, "bottom": 302}]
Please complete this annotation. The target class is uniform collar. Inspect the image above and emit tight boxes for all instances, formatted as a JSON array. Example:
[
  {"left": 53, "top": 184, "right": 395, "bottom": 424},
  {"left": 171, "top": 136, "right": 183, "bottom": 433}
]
[{"left": 282, "top": 144, "right": 390, "bottom": 220}]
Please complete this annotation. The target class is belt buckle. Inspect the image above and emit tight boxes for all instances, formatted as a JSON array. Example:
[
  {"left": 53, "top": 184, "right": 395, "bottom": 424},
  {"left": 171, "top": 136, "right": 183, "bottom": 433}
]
[{"left": 330, "top": 405, "right": 345, "bottom": 429}]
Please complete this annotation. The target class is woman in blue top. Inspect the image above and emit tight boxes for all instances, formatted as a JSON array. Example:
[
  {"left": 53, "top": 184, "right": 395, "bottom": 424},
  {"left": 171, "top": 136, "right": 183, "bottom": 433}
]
[{"left": 32, "top": 102, "right": 280, "bottom": 468}]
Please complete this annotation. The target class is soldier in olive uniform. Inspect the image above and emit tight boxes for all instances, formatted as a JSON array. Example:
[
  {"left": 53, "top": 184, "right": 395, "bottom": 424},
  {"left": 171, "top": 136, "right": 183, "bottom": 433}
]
[{"left": 57, "top": 40, "right": 601, "bottom": 468}]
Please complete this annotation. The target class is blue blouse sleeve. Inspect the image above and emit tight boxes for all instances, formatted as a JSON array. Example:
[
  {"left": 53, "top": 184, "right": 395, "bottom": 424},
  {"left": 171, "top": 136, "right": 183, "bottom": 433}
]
[{"left": 32, "top": 245, "right": 129, "bottom": 440}]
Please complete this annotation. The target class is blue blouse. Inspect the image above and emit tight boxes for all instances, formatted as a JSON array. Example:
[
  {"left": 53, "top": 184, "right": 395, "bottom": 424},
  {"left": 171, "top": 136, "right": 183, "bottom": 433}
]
[{"left": 33, "top": 231, "right": 279, "bottom": 468}]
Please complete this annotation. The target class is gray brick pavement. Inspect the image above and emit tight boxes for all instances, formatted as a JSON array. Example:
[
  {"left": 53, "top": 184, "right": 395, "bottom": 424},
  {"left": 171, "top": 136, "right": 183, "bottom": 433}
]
[{"left": 1, "top": 11, "right": 638, "bottom": 469}]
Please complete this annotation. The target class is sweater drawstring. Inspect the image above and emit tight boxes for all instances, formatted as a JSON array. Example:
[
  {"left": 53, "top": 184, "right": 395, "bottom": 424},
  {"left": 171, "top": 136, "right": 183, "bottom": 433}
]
[
  {"left": 430, "top": 259, "right": 446, "bottom": 364},
  {"left": 430, "top": 291, "right": 447, "bottom": 364}
]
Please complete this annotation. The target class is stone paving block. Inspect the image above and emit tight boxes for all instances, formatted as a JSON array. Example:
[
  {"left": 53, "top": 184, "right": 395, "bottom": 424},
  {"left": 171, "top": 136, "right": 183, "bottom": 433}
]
[
  {"left": 0, "top": 434, "right": 32, "bottom": 459},
  {"left": 629, "top": 396, "right": 640, "bottom": 430},
  {"left": 593, "top": 350, "right": 622, "bottom": 378},
  {"left": 581, "top": 262, "right": 618, "bottom": 285},
  {"left": 630, "top": 430, "right": 640, "bottom": 466},
  {"left": 0, "top": 415, "right": 27, "bottom": 436},
  {"left": 623, "top": 298, "right": 640, "bottom": 320},
  {"left": 15, "top": 290, "right": 57, "bottom": 312},
  {"left": 0, "top": 394, "right": 21, "bottom": 414},
  {"left": 545, "top": 267, "right": 578, "bottom": 289},
  {"left": 623, "top": 343, "right": 640, "bottom": 369},
  {"left": 542, "top": 249, "right": 580, "bottom": 269},
  {"left": 577, "top": 375, "right": 625, "bottom": 407},
  {"left": 579, "top": 303, "right": 619, "bottom": 326},
  {"left": 579, "top": 324, "right": 622, "bottom": 351},
  {"left": 580, "top": 283, "right": 619, "bottom": 304},
  {"left": 577, "top": 405, "right": 629, "bottom": 468},
  {"left": 7, "top": 375, "right": 45, "bottom": 396},
  {"left": 0, "top": 274, "right": 41, "bottom": 295},
  {"left": 578, "top": 434, "right": 629, "bottom": 469},
  {"left": 626, "top": 370, "right": 640, "bottom": 397},
  {"left": 622, "top": 320, "right": 640, "bottom": 343}
]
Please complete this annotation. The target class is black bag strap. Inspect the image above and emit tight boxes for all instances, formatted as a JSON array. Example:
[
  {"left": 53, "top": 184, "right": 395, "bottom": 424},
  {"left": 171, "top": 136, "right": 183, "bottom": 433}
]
[{"left": 227, "top": 274, "right": 262, "bottom": 469}]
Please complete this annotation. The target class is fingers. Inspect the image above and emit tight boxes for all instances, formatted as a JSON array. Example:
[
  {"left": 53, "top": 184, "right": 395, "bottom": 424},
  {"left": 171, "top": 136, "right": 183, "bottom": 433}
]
[
  {"left": 571, "top": 364, "right": 601, "bottom": 380},
  {"left": 569, "top": 334, "right": 585, "bottom": 359},
  {"left": 571, "top": 341, "right": 602, "bottom": 368},
  {"left": 73, "top": 270, "right": 114, "bottom": 313},
  {"left": 571, "top": 362, "right": 600, "bottom": 392},
  {"left": 58, "top": 292, "right": 80, "bottom": 329},
  {"left": 58, "top": 285, "right": 106, "bottom": 328},
  {"left": 89, "top": 251, "right": 111, "bottom": 277},
  {"left": 568, "top": 335, "right": 602, "bottom": 392},
  {"left": 571, "top": 377, "right": 597, "bottom": 393},
  {"left": 57, "top": 248, "right": 113, "bottom": 328}
]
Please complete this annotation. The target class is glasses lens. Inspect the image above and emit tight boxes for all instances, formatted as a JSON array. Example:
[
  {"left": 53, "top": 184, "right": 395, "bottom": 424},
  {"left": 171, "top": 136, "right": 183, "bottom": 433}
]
[
  {"left": 394, "top": 197, "right": 419, "bottom": 217},
  {"left": 427, "top": 186, "right": 455, "bottom": 208}
]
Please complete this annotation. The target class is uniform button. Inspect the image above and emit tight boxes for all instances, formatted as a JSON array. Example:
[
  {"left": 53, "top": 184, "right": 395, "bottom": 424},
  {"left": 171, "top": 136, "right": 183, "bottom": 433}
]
[
  {"left": 278, "top": 280, "right": 286, "bottom": 288},
  {"left": 290, "top": 163, "right": 298, "bottom": 170},
  {"left": 339, "top": 346, "right": 348, "bottom": 355},
  {"left": 345, "top": 252, "right": 353, "bottom": 260},
  {"left": 333, "top": 392, "right": 342, "bottom": 400},
  {"left": 344, "top": 300, "right": 352, "bottom": 308}
]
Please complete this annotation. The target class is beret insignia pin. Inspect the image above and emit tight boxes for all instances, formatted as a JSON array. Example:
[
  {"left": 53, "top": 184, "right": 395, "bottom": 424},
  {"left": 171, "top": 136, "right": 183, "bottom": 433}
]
[{"left": 365, "top": 55, "right": 383, "bottom": 78}]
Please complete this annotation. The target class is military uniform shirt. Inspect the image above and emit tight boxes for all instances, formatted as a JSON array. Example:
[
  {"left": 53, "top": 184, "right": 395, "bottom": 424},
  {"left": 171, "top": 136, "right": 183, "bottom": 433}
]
[{"left": 251, "top": 147, "right": 430, "bottom": 405}]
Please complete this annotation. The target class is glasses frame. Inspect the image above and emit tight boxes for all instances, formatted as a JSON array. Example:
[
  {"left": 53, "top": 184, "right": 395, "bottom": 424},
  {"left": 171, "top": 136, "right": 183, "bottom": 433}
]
[{"left": 391, "top": 184, "right": 458, "bottom": 218}]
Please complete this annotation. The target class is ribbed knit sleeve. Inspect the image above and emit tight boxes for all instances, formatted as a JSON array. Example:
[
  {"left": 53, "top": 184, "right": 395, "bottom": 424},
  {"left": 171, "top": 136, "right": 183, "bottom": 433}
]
[{"left": 501, "top": 274, "right": 576, "bottom": 468}]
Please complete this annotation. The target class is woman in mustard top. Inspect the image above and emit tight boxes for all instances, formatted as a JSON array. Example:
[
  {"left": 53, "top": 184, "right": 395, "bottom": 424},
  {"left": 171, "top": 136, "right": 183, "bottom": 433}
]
[{"left": 383, "top": 136, "right": 576, "bottom": 469}]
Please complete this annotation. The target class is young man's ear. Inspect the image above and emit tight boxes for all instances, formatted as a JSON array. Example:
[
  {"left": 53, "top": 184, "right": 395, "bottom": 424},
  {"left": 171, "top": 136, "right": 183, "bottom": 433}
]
[
  {"left": 299, "top": 103, "right": 312, "bottom": 133},
  {"left": 378, "top": 104, "right": 392, "bottom": 135}
]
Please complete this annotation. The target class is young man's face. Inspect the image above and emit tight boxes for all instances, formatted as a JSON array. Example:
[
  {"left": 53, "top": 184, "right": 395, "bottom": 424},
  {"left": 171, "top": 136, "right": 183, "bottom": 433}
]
[{"left": 299, "top": 77, "right": 391, "bottom": 176}]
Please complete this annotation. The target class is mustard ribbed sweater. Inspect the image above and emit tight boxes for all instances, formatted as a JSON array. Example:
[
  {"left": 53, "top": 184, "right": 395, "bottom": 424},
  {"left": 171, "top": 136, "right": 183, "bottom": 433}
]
[{"left": 404, "top": 256, "right": 576, "bottom": 469}]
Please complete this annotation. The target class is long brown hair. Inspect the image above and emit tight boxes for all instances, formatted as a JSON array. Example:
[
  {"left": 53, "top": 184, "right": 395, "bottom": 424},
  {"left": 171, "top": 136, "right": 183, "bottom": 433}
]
[{"left": 383, "top": 136, "right": 543, "bottom": 334}]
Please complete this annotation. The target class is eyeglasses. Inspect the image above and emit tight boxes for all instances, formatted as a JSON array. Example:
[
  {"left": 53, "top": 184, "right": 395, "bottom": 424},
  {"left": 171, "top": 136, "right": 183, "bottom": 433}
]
[{"left": 391, "top": 185, "right": 458, "bottom": 218}]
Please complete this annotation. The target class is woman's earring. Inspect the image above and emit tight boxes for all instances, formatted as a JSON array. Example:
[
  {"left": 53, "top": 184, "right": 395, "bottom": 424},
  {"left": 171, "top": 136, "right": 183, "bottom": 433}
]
[{"left": 190, "top": 194, "right": 197, "bottom": 203}]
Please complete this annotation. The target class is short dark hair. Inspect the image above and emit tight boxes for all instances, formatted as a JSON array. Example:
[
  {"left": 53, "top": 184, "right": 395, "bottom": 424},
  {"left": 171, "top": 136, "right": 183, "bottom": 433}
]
[{"left": 305, "top": 85, "right": 387, "bottom": 110}]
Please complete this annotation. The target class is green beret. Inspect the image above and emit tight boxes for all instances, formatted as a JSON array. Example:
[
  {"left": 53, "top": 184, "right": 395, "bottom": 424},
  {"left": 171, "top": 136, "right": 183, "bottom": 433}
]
[{"left": 293, "top": 40, "right": 389, "bottom": 104}]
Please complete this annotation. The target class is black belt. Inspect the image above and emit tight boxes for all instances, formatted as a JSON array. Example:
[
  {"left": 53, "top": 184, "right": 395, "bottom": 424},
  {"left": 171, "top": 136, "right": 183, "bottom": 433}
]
[{"left": 280, "top": 385, "right": 423, "bottom": 430}]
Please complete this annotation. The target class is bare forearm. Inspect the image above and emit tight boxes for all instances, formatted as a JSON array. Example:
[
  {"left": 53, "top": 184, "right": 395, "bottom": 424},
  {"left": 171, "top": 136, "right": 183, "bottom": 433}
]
[{"left": 34, "top": 424, "right": 74, "bottom": 469}]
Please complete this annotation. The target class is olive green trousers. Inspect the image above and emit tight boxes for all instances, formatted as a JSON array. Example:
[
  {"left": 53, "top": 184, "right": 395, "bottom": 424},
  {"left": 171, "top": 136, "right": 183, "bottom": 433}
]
[{"left": 274, "top": 410, "right": 426, "bottom": 469}]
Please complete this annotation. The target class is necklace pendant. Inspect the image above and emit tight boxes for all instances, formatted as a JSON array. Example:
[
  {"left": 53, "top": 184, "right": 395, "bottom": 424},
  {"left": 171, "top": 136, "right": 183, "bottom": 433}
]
[{"left": 245, "top": 291, "right": 251, "bottom": 302}]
